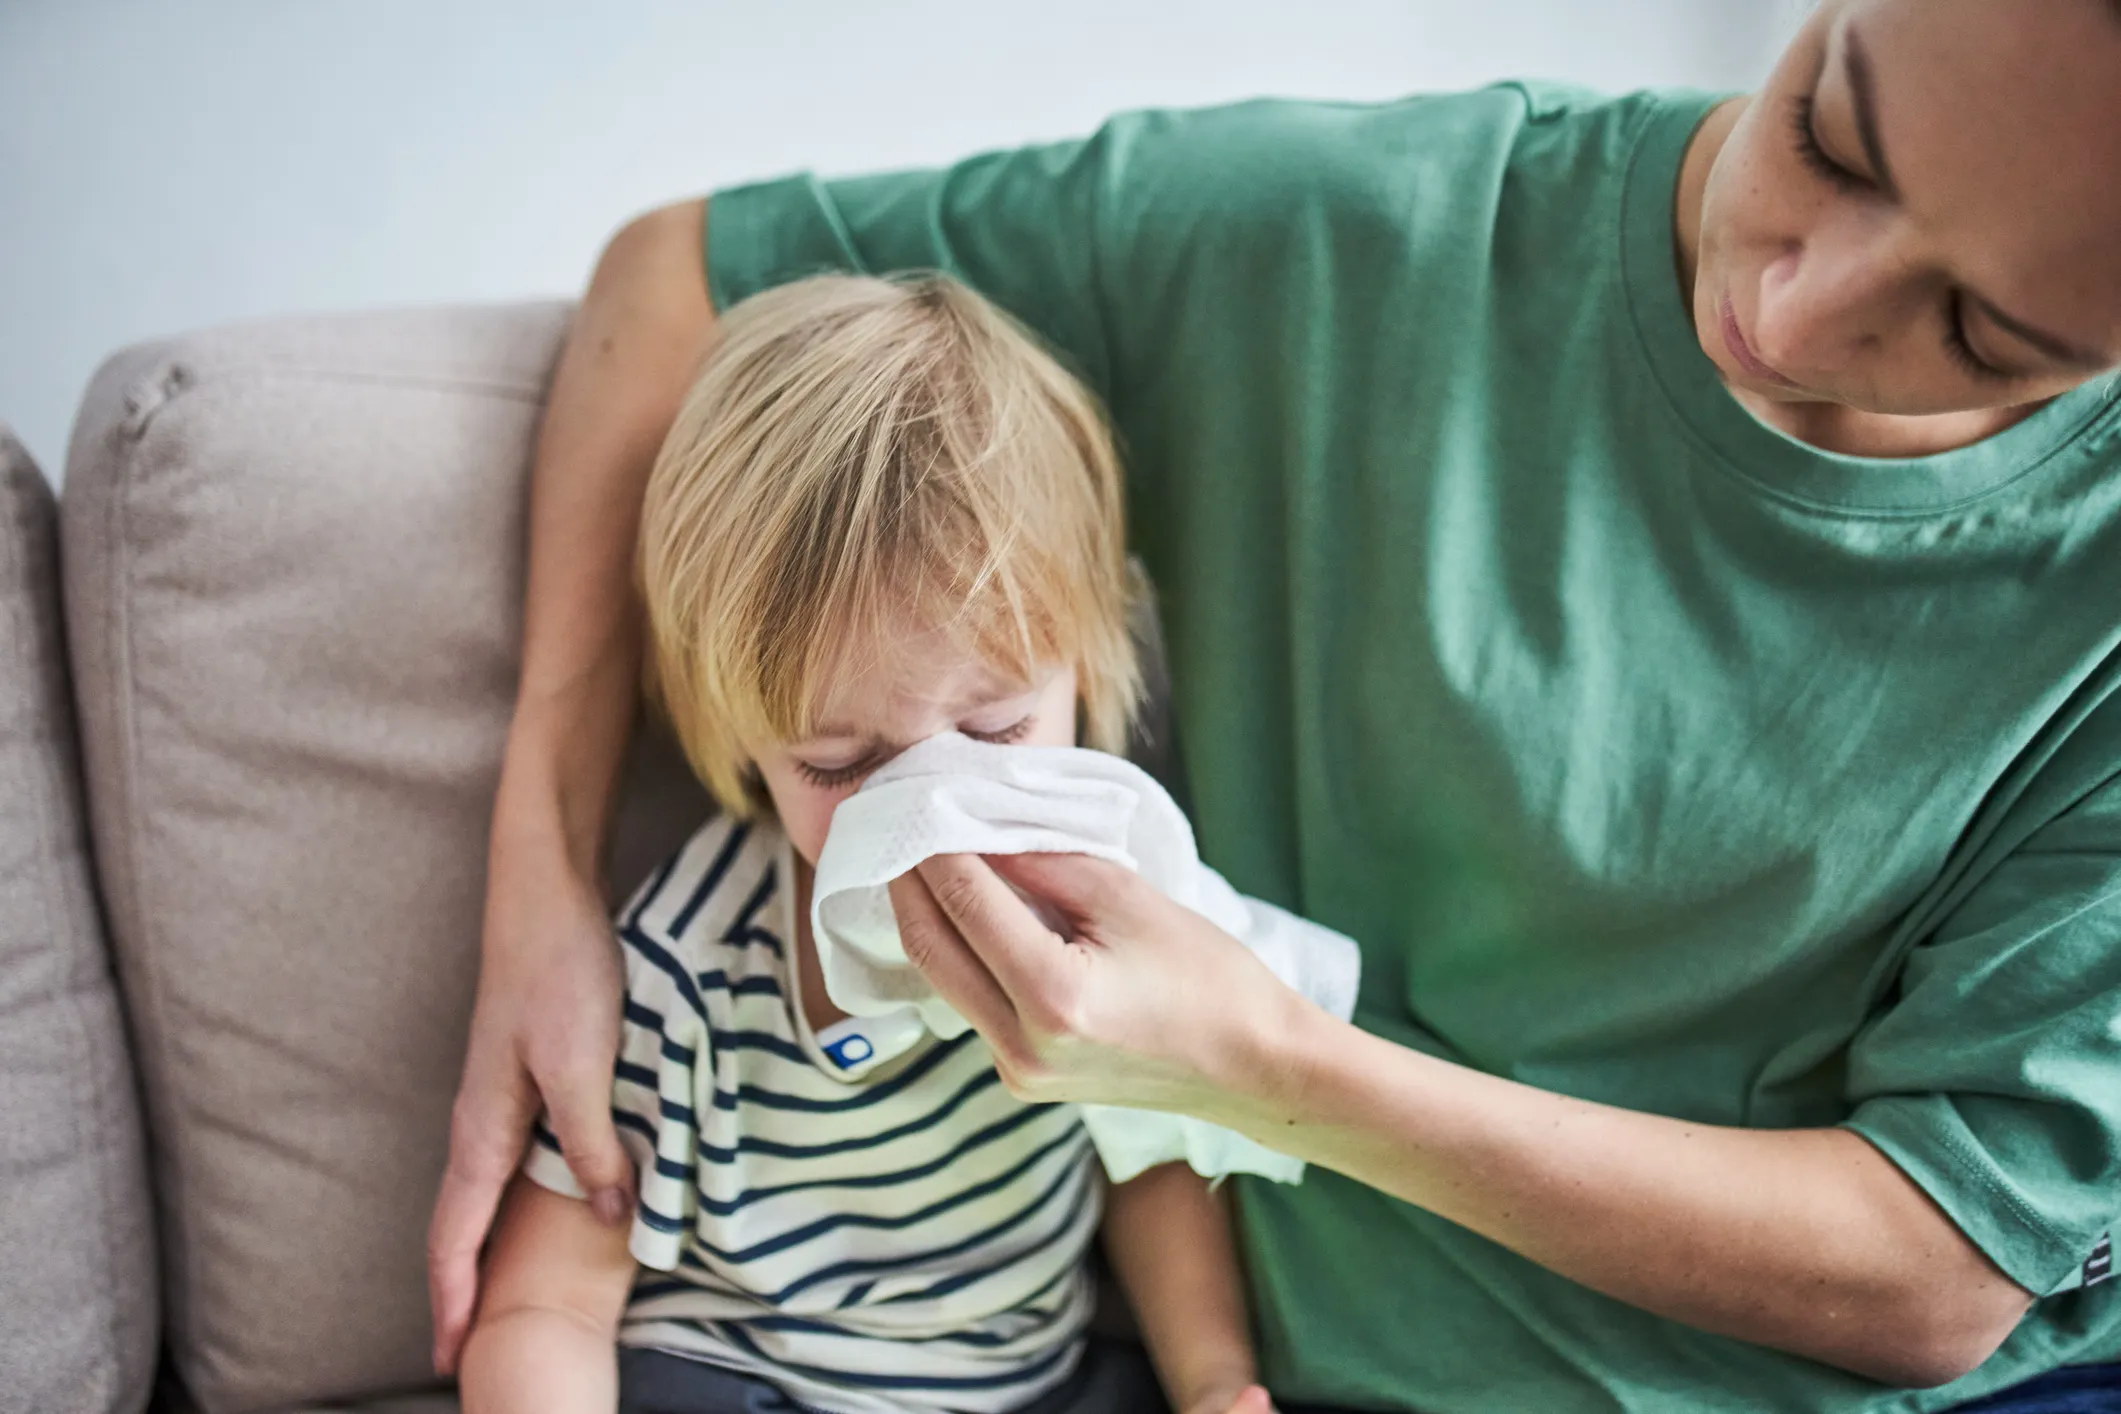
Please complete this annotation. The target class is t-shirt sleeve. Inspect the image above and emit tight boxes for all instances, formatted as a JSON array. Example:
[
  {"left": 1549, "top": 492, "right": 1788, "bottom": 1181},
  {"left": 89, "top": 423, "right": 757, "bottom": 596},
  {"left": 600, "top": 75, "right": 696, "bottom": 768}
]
[
  {"left": 521, "top": 929, "right": 708, "bottom": 1274},
  {"left": 1841, "top": 775, "right": 2121, "bottom": 1296},
  {"left": 707, "top": 135, "right": 1116, "bottom": 400},
  {"left": 704, "top": 97, "right": 1400, "bottom": 414}
]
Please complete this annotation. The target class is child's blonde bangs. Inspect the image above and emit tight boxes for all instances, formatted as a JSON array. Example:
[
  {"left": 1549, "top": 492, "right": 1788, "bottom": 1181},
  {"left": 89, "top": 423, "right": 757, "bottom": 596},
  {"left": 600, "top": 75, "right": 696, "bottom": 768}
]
[{"left": 639, "top": 273, "right": 1142, "bottom": 816}]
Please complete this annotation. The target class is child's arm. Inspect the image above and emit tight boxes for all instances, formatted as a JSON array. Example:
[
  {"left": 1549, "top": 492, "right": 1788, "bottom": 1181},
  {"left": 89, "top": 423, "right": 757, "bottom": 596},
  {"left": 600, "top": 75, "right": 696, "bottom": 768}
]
[
  {"left": 459, "top": 1174, "right": 639, "bottom": 1414},
  {"left": 1101, "top": 1162, "right": 1276, "bottom": 1414}
]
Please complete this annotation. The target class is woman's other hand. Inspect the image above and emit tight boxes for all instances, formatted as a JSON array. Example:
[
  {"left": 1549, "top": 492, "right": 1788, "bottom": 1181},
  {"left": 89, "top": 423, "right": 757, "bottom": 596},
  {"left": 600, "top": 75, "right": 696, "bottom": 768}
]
[
  {"left": 427, "top": 835, "right": 631, "bottom": 1376},
  {"left": 887, "top": 852, "right": 1319, "bottom": 1123},
  {"left": 423, "top": 195, "right": 714, "bottom": 1377}
]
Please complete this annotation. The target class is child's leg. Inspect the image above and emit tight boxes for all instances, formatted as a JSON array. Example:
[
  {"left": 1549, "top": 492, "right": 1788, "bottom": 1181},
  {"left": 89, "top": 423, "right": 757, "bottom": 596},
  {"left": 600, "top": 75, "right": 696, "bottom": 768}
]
[{"left": 615, "top": 1347, "right": 808, "bottom": 1414}]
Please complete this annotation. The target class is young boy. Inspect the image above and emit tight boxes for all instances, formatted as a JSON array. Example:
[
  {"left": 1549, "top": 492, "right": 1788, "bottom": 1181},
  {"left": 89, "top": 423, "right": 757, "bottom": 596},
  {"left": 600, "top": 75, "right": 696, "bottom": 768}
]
[{"left": 459, "top": 274, "right": 1275, "bottom": 1414}]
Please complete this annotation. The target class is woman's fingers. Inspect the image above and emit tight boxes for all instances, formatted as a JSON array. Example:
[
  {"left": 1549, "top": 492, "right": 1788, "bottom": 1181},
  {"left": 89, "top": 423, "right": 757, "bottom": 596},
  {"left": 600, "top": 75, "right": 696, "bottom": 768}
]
[
  {"left": 984, "top": 850, "right": 1145, "bottom": 928},
  {"left": 426, "top": 1049, "right": 535, "bottom": 1374},
  {"left": 913, "top": 853, "right": 1083, "bottom": 1028},
  {"left": 535, "top": 1050, "right": 636, "bottom": 1230},
  {"left": 888, "top": 866, "right": 1023, "bottom": 1045}
]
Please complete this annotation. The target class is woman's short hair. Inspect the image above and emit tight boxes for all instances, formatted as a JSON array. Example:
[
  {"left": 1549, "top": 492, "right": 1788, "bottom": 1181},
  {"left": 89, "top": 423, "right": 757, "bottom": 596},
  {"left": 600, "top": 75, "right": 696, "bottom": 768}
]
[{"left": 639, "top": 272, "right": 1142, "bottom": 815}]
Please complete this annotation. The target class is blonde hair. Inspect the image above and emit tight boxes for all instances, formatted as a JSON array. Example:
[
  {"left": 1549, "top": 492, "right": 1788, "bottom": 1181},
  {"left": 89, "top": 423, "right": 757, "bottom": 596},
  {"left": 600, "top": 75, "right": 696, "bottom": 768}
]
[{"left": 639, "top": 273, "right": 1142, "bottom": 815}]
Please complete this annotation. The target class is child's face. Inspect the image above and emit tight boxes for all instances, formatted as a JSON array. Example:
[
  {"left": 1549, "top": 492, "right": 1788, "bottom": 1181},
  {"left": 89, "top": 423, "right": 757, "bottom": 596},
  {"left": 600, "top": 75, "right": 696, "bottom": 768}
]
[{"left": 752, "top": 636, "right": 1080, "bottom": 866}]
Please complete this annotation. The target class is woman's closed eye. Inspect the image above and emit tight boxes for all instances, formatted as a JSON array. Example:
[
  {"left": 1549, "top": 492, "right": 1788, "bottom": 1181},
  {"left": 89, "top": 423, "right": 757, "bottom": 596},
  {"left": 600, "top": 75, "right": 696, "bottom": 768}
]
[
  {"left": 1790, "top": 94, "right": 1868, "bottom": 194},
  {"left": 1790, "top": 93, "right": 2016, "bottom": 386}
]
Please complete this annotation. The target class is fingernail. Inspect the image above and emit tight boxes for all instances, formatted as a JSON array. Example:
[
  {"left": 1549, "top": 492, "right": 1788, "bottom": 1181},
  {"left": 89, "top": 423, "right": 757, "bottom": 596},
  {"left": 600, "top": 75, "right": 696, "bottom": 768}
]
[{"left": 592, "top": 1186, "right": 631, "bottom": 1227}]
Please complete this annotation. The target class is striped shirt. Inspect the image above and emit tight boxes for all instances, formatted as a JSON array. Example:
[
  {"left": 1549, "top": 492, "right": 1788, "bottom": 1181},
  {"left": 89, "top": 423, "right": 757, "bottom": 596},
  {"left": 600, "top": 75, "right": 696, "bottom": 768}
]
[{"left": 524, "top": 816, "right": 1101, "bottom": 1414}]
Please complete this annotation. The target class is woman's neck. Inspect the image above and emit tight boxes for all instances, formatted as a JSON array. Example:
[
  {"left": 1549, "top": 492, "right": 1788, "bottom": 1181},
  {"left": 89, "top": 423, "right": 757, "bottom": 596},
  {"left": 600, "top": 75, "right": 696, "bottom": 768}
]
[{"left": 1671, "top": 98, "right": 2044, "bottom": 461}]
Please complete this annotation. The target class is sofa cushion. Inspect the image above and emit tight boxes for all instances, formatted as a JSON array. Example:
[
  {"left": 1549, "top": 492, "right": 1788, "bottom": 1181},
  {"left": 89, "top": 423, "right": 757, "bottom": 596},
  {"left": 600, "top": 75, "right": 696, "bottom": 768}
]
[
  {"left": 61, "top": 306, "right": 716, "bottom": 1414},
  {"left": 0, "top": 427, "right": 158, "bottom": 1414}
]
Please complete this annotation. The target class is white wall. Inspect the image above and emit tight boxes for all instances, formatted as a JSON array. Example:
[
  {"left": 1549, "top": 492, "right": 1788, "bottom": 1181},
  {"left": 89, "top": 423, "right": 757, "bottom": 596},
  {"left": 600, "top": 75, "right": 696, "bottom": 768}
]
[{"left": 0, "top": 1, "right": 1792, "bottom": 478}]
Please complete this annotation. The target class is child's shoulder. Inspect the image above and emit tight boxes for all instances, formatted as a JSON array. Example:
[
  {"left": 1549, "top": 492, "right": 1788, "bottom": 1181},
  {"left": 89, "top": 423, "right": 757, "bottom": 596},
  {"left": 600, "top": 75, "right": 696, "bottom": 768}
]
[{"left": 615, "top": 814, "right": 793, "bottom": 975}]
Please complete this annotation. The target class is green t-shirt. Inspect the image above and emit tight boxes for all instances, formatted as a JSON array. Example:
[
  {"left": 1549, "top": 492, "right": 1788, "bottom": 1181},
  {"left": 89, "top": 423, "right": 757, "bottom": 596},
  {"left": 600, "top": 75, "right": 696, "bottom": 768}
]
[{"left": 706, "top": 86, "right": 2121, "bottom": 1411}]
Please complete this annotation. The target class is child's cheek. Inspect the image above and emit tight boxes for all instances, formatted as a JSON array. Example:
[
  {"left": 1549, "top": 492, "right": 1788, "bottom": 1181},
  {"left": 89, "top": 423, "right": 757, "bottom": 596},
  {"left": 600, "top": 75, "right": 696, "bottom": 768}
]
[{"left": 781, "top": 786, "right": 836, "bottom": 867}]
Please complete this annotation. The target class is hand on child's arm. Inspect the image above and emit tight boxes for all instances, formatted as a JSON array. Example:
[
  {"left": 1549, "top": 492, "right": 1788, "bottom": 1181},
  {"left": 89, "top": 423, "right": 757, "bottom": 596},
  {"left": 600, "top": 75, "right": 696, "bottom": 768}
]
[
  {"left": 1100, "top": 1162, "right": 1277, "bottom": 1414},
  {"left": 459, "top": 1176, "right": 638, "bottom": 1414}
]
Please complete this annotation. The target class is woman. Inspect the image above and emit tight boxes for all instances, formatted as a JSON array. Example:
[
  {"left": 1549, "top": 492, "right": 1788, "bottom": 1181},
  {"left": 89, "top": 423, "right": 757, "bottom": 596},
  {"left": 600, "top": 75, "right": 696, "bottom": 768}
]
[{"left": 429, "top": 2, "right": 2121, "bottom": 1409}]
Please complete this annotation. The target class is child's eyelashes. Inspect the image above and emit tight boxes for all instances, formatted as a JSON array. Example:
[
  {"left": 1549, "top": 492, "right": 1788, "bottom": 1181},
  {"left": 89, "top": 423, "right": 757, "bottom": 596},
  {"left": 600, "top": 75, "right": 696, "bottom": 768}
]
[
  {"left": 963, "top": 716, "right": 1034, "bottom": 746},
  {"left": 794, "top": 756, "right": 877, "bottom": 790},
  {"left": 792, "top": 716, "right": 1036, "bottom": 790}
]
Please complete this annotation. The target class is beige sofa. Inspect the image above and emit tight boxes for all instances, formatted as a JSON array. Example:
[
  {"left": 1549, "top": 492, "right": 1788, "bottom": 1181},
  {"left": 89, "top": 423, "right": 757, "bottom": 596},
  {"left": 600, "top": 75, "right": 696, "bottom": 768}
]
[{"left": 0, "top": 302, "right": 1183, "bottom": 1414}]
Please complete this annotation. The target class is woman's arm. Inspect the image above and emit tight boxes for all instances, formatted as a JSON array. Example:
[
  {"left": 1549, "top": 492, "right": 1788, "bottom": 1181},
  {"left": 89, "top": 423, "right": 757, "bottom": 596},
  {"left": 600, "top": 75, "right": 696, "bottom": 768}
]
[
  {"left": 1101, "top": 1164, "right": 1273, "bottom": 1414},
  {"left": 429, "top": 197, "right": 719, "bottom": 1374},
  {"left": 889, "top": 853, "right": 2036, "bottom": 1391},
  {"left": 460, "top": 1177, "right": 639, "bottom": 1414}
]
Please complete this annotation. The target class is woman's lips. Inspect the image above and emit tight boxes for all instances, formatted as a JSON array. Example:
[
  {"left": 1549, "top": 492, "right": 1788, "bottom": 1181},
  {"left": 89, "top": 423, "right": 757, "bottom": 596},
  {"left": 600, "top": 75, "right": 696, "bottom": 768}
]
[{"left": 1720, "top": 294, "right": 1797, "bottom": 388}]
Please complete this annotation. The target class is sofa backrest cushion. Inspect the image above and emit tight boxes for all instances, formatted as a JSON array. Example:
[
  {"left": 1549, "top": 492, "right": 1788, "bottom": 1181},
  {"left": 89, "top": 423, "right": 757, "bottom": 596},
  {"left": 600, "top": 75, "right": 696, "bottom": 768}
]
[
  {"left": 0, "top": 427, "right": 159, "bottom": 1414},
  {"left": 60, "top": 306, "right": 716, "bottom": 1413}
]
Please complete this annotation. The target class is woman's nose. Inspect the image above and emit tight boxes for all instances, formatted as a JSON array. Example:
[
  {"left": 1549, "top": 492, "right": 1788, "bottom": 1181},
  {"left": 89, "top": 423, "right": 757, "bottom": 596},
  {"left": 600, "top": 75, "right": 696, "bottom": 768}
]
[{"left": 1753, "top": 231, "right": 1912, "bottom": 373}]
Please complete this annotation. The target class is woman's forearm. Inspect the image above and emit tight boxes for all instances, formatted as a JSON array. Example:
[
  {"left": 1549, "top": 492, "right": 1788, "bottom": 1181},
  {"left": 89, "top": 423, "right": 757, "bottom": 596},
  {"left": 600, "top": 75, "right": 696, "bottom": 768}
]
[
  {"left": 1224, "top": 1007, "right": 2031, "bottom": 1387},
  {"left": 502, "top": 197, "right": 718, "bottom": 879}
]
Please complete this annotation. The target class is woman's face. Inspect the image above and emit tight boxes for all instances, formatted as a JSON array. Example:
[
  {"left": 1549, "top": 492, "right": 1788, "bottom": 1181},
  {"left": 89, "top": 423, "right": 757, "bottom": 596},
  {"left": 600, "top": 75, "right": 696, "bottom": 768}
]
[{"left": 1692, "top": 0, "right": 2121, "bottom": 417}]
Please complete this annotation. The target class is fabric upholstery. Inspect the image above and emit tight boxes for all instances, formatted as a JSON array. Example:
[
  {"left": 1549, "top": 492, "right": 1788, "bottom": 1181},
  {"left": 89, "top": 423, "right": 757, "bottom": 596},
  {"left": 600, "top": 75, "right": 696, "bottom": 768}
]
[
  {"left": 0, "top": 426, "right": 158, "bottom": 1414},
  {"left": 60, "top": 306, "right": 716, "bottom": 1414}
]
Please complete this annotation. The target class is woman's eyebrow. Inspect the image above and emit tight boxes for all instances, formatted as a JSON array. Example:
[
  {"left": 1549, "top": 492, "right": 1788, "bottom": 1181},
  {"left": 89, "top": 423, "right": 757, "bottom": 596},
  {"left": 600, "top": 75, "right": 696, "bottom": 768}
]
[
  {"left": 1843, "top": 26, "right": 1901, "bottom": 203},
  {"left": 1848, "top": 21, "right": 2113, "bottom": 374}
]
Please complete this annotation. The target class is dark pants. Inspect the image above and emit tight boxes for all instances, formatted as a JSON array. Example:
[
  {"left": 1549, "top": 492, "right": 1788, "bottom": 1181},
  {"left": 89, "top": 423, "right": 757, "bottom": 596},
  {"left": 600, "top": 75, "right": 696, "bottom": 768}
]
[
  {"left": 1279, "top": 1363, "right": 2121, "bottom": 1414},
  {"left": 617, "top": 1338, "right": 1168, "bottom": 1414}
]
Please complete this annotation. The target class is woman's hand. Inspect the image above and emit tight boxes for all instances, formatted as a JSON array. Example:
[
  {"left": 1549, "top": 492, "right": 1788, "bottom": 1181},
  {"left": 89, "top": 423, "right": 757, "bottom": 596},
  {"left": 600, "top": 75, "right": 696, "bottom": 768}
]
[
  {"left": 886, "top": 852, "right": 1319, "bottom": 1123},
  {"left": 427, "top": 836, "right": 631, "bottom": 1376}
]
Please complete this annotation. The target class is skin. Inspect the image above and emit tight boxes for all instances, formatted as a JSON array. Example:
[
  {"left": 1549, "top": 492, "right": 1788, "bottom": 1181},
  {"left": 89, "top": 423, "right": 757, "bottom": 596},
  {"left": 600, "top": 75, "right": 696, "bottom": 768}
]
[
  {"left": 430, "top": 0, "right": 2121, "bottom": 1393},
  {"left": 458, "top": 642, "right": 1270, "bottom": 1414}
]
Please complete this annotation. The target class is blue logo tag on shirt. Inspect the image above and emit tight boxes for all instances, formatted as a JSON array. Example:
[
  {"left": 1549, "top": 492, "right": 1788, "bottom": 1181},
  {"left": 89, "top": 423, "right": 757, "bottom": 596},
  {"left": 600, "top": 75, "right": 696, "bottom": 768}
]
[{"left": 822, "top": 1033, "right": 875, "bottom": 1069}]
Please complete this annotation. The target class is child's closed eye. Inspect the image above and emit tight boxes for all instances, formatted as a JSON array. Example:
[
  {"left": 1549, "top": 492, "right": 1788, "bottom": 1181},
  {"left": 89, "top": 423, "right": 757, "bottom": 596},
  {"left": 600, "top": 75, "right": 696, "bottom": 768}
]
[
  {"left": 794, "top": 756, "right": 878, "bottom": 789},
  {"left": 963, "top": 716, "right": 1034, "bottom": 745}
]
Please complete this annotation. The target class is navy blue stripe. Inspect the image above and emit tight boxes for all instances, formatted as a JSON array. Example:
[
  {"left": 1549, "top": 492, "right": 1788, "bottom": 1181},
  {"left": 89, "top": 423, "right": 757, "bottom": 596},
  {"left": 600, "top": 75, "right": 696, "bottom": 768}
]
[
  {"left": 627, "top": 1072, "right": 1042, "bottom": 1235},
  {"left": 621, "top": 849, "right": 684, "bottom": 933},
  {"left": 877, "top": 1153, "right": 1097, "bottom": 1307},
  {"left": 721, "top": 865, "right": 782, "bottom": 953},
  {"left": 620, "top": 925, "right": 712, "bottom": 1029},
  {"left": 707, "top": 1030, "right": 979, "bottom": 1116},
  {"left": 667, "top": 821, "right": 751, "bottom": 939},
  {"left": 715, "top": 1030, "right": 810, "bottom": 1064},
  {"left": 678, "top": 1123, "right": 1087, "bottom": 1266},
  {"left": 622, "top": 999, "right": 701, "bottom": 1068},
  {"left": 708, "top": 1138, "right": 1092, "bottom": 1305},
  {"left": 724, "top": 1287, "right": 1078, "bottom": 1347},
  {"left": 712, "top": 1316, "right": 1080, "bottom": 1393},
  {"left": 649, "top": 1102, "right": 1065, "bottom": 1218},
  {"left": 532, "top": 1120, "right": 562, "bottom": 1155},
  {"left": 837, "top": 1280, "right": 875, "bottom": 1309},
  {"left": 696, "top": 970, "right": 782, "bottom": 1000},
  {"left": 707, "top": 1067, "right": 1004, "bottom": 1163}
]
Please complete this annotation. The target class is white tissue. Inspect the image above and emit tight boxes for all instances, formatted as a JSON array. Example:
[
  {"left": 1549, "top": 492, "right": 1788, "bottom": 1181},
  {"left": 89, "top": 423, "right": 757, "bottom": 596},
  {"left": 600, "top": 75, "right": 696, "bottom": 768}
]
[{"left": 809, "top": 733, "right": 1361, "bottom": 1184}]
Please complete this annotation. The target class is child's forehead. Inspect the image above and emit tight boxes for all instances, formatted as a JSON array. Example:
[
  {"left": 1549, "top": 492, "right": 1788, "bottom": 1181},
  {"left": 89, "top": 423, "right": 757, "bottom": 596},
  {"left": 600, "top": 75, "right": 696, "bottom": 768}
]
[{"left": 798, "top": 633, "right": 1040, "bottom": 741}]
